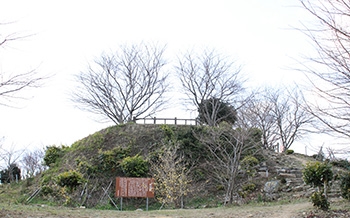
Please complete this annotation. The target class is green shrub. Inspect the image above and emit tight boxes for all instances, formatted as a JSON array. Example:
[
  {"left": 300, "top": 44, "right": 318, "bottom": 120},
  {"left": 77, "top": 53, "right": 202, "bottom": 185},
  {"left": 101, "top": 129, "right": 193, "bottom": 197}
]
[
  {"left": 41, "top": 172, "right": 53, "bottom": 186},
  {"left": 303, "top": 161, "right": 333, "bottom": 188},
  {"left": 241, "top": 156, "right": 259, "bottom": 168},
  {"left": 331, "top": 159, "right": 350, "bottom": 170},
  {"left": 43, "top": 145, "right": 67, "bottom": 167},
  {"left": 121, "top": 154, "right": 149, "bottom": 177},
  {"left": 76, "top": 159, "right": 97, "bottom": 176},
  {"left": 241, "top": 155, "right": 259, "bottom": 178},
  {"left": 310, "top": 191, "right": 329, "bottom": 210},
  {"left": 239, "top": 183, "right": 256, "bottom": 198},
  {"left": 160, "top": 124, "right": 175, "bottom": 140},
  {"left": 97, "top": 147, "right": 130, "bottom": 175},
  {"left": 303, "top": 161, "right": 333, "bottom": 210},
  {"left": 242, "top": 183, "right": 256, "bottom": 192},
  {"left": 56, "top": 170, "right": 86, "bottom": 192},
  {"left": 286, "top": 149, "right": 294, "bottom": 155},
  {"left": 340, "top": 172, "right": 350, "bottom": 200},
  {"left": 40, "top": 185, "right": 54, "bottom": 196}
]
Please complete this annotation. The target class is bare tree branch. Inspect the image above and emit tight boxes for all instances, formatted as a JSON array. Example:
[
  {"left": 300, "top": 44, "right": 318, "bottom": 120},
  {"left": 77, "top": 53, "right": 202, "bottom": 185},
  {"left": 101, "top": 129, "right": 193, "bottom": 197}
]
[
  {"left": 0, "top": 22, "right": 46, "bottom": 107},
  {"left": 0, "top": 69, "right": 45, "bottom": 106},
  {"left": 238, "top": 87, "right": 314, "bottom": 152},
  {"left": 72, "top": 42, "right": 169, "bottom": 124},
  {"left": 299, "top": 0, "right": 350, "bottom": 138},
  {"left": 21, "top": 148, "right": 45, "bottom": 178},
  {"left": 195, "top": 123, "right": 261, "bottom": 204},
  {"left": 0, "top": 143, "right": 25, "bottom": 182},
  {"left": 176, "top": 49, "right": 246, "bottom": 126}
]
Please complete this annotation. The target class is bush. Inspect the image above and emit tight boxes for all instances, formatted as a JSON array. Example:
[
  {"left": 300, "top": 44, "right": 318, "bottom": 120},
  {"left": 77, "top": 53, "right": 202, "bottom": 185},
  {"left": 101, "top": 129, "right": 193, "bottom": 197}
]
[
  {"left": 239, "top": 183, "right": 256, "bottom": 198},
  {"left": 76, "top": 159, "right": 97, "bottom": 176},
  {"left": 303, "top": 161, "right": 333, "bottom": 210},
  {"left": 286, "top": 149, "right": 294, "bottom": 155},
  {"left": 56, "top": 170, "right": 86, "bottom": 192},
  {"left": 303, "top": 161, "right": 333, "bottom": 188},
  {"left": 241, "top": 155, "right": 259, "bottom": 179},
  {"left": 43, "top": 145, "right": 67, "bottom": 167},
  {"left": 40, "top": 185, "right": 54, "bottom": 196},
  {"left": 241, "top": 155, "right": 259, "bottom": 167},
  {"left": 121, "top": 154, "right": 149, "bottom": 177},
  {"left": 310, "top": 191, "right": 329, "bottom": 210},
  {"left": 340, "top": 172, "right": 350, "bottom": 200},
  {"left": 242, "top": 183, "right": 256, "bottom": 192},
  {"left": 331, "top": 159, "right": 350, "bottom": 170},
  {"left": 97, "top": 147, "right": 130, "bottom": 175}
]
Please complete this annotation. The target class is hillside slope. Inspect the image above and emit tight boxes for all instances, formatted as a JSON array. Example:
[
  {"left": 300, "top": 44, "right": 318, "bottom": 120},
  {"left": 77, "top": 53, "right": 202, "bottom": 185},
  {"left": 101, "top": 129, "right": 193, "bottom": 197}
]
[{"left": 28, "top": 123, "right": 346, "bottom": 209}]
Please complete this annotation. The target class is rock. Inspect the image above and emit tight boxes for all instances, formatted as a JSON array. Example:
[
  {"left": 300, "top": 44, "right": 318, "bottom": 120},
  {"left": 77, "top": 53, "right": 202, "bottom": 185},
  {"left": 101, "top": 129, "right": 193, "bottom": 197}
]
[
  {"left": 293, "top": 185, "right": 304, "bottom": 192},
  {"left": 258, "top": 171, "right": 269, "bottom": 177},
  {"left": 279, "top": 173, "right": 296, "bottom": 178},
  {"left": 264, "top": 180, "right": 280, "bottom": 194},
  {"left": 258, "top": 166, "right": 268, "bottom": 172}
]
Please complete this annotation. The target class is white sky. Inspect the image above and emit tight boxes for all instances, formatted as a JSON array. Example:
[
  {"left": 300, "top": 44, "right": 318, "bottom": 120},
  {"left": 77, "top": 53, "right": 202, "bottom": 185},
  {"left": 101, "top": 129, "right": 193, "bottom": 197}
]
[{"left": 0, "top": 0, "right": 329, "bottom": 155}]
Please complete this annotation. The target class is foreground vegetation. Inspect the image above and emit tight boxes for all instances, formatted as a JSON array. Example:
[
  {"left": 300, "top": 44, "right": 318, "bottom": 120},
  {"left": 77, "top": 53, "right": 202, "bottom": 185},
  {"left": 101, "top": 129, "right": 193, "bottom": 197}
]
[
  {"left": 0, "top": 123, "right": 349, "bottom": 217},
  {"left": 1, "top": 189, "right": 350, "bottom": 218}
]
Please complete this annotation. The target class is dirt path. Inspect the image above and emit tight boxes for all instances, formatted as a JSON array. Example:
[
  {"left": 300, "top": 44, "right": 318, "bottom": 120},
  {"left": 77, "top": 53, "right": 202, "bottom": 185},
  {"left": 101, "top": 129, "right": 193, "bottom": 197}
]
[
  {"left": 0, "top": 201, "right": 314, "bottom": 218},
  {"left": 263, "top": 201, "right": 311, "bottom": 218}
]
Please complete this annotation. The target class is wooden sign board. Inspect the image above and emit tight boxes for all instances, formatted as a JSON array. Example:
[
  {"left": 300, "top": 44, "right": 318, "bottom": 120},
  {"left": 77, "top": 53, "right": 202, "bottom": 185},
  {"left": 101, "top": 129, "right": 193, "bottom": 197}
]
[{"left": 115, "top": 177, "right": 155, "bottom": 198}]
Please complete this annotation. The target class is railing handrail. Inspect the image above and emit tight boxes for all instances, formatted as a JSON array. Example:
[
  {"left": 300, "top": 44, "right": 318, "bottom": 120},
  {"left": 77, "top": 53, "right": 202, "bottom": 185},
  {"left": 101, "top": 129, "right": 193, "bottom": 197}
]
[{"left": 133, "top": 117, "right": 198, "bottom": 125}]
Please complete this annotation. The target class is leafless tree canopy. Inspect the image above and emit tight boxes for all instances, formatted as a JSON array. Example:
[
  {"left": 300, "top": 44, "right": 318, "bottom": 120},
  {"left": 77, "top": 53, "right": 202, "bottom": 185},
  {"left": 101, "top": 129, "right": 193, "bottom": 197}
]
[
  {"left": 0, "top": 70, "right": 44, "bottom": 106},
  {"left": 195, "top": 122, "right": 260, "bottom": 204},
  {"left": 0, "top": 144, "right": 25, "bottom": 181},
  {"left": 0, "top": 22, "right": 45, "bottom": 107},
  {"left": 238, "top": 87, "right": 313, "bottom": 152},
  {"left": 238, "top": 92, "right": 279, "bottom": 150},
  {"left": 270, "top": 88, "right": 313, "bottom": 151},
  {"left": 300, "top": 0, "right": 350, "bottom": 137},
  {"left": 72, "top": 43, "right": 169, "bottom": 124},
  {"left": 21, "top": 149, "right": 45, "bottom": 178},
  {"left": 175, "top": 49, "right": 245, "bottom": 126}
]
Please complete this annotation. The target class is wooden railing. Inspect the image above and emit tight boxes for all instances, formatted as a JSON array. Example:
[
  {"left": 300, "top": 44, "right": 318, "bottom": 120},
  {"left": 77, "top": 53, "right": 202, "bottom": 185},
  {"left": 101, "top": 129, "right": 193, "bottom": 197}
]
[{"left": 133, "top": 117, "right": 198, "bottom": 125}]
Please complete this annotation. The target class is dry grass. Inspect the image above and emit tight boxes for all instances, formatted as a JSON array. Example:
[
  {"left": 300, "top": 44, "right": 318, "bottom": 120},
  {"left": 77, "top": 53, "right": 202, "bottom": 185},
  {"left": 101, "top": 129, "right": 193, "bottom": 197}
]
[
  {"left": 0, "top": 199, "right": 314, "bottom": 218},
  {"left": 2, "top": 197, "right": 349, "bottom": 218}
]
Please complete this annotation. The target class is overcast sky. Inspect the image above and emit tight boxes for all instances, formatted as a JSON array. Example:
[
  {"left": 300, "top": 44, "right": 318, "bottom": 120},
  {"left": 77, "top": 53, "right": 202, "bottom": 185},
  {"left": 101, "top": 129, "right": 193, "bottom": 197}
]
[{"left": 0, "top": 1, "right": 325, "bottom": 155}]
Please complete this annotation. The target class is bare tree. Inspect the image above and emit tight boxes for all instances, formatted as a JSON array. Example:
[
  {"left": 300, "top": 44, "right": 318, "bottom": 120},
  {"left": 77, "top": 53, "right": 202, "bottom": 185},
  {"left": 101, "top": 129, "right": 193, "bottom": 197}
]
[
  {"left": 21, "top": 149, "right": 45, "bottom": 178},
  {"left": 238, "top": 87, "right": 313, "bottom": 152},
  {"left": 0, "top": 70, "right": 44, "bottom": 106},
  {"left": 270, "top": 90, "right": 313, "bottom": 151},
  {"left": 269, "top": 88, "right": 313, "bottom": 152},
  {"left": 151, "top": 140, "right": 192, "bottom": 209},
  {"left": 238, "top": 91, "right": 279, "bottom": 150},
  {"left": 175, "top": 49, "right": 245, "bottom": 126},
  {"left": 0, "top": 22, "right": 45, "bottom": 107},
  {"left": 195, "top": 122, "right": 261, "bottom": 205},
  {"left": 0, "top": 144, "right": 25, "bottom": 182},
  {"left": 72, "top": 43, "right": 169, "bottom": 124},
  {"left": 299, "top": 0, "right": 350, "bottom": 138}
]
